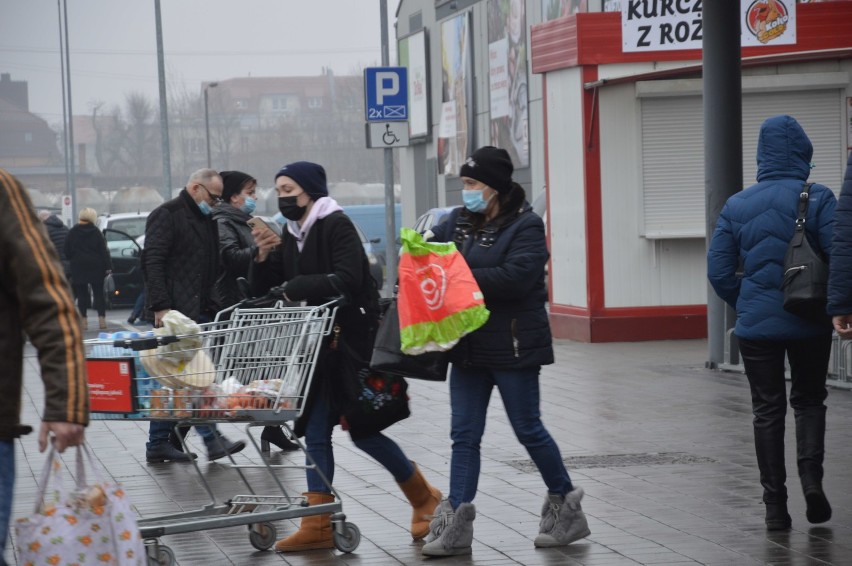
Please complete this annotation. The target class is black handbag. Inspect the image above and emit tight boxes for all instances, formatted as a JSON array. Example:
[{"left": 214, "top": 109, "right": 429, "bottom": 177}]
[
  {"left": 781, "top": 183, "right": 830, "bottom": 324},
  {"left": 370, "top": 298, "right": 450, "bottom": 381},
  {"left": 329, "top": 327, "right": 410, "bottom": 437}
]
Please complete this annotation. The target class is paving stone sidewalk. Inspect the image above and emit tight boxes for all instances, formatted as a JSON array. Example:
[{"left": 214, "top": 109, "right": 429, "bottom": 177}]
[{"left": 7, "top": 326, "right": 852, "bottom": 565}]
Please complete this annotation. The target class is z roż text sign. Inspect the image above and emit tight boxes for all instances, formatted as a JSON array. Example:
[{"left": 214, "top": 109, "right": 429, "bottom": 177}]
[
  {"left": 365, "top": 67, "right": 409, "bottom": 122},
  {"left": 622, "top": 0, "right": 703, "bottom": 52}
]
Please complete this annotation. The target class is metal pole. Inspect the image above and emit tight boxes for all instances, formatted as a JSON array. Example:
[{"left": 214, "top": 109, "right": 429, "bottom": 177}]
[
  {"left": 380, "top": 0, "right": 397, "bottom": 298},
  {"left": 57, "top": 0, "right": 70, "bottom": 220},
  {"left": 155, "top": 0, "right": 172, "bottom": 199},
  {"left": 703, "top": 1, "right": 742, "bottom": 368},
  {"left": 204, "top": 88, "right": 211, "bottom": 168},
  {"left": 204, "top": 84, "right": 218, "bottom": 169},
  {"left": 62, "top": 0, "right": 76, "bottom": 222}
]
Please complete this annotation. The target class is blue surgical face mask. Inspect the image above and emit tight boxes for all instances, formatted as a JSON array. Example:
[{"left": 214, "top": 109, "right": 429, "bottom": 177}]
[
  {"left": 240, "top": 196, "right": 256, "bottom": 215},
  {"left": 198, "top": 200, "right": 212, "bottom": 216},
  {"left": 462, "top": 189, "right": 492, "bottom": 213},
  {"left": 273, "top": 212, "right": 286, "bottom": 225}
]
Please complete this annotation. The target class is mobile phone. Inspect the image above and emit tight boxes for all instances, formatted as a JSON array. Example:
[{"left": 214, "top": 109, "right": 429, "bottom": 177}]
[{"left": 247, "top": 216, "right": 282, "bottom": 236}]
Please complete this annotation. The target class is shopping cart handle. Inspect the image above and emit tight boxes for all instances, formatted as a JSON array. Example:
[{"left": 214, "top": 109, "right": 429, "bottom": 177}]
[{"left": 113, "top": 335, "right": 179, "bottom": 351}]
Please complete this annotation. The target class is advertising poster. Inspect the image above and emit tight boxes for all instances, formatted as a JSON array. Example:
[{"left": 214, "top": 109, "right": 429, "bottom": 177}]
[
  {"left": 399, "top": 30, "right": 430, "bottom": 139},
  {"left": 541, "top": 0, "right": 587, "bottom": 20},
  {"left": 488, "top": 0, "right": 529, "bottom": 167},
  {"left": 741, "top": 0, "right": 796, "bottom": 46},
  {"left": 438, "top": 13, "right": 472, "bottom": 176}
]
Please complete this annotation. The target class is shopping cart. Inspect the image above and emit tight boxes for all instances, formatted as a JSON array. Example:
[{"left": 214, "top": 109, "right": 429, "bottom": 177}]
[{"left": 84, "top": 298, "right": 361, "bottom": 565}]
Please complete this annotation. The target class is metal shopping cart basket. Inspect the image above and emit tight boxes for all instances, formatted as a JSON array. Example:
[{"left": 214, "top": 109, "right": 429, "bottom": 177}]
[{"left": 84, "top": 298, "right": 362, "bottom": 564}]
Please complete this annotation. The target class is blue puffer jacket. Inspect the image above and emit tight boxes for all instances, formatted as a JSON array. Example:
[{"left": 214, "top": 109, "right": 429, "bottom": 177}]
[
  {"left": 827, "top": 150, "right": 852, "bottom": 315},
  {"left": 430, "top": 185, "right": 554, "bottom": 369},
  {"left": 707, "top": 115, "right": 835, "bottom": 340}
]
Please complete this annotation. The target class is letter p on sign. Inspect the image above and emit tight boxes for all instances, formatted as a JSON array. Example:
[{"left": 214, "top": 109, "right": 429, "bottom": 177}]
[{"left": 376, "top": 72, "right": 399, "bottom": 104}]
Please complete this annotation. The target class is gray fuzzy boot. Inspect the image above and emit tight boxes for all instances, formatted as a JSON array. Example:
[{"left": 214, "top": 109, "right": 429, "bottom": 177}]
[
  {"left": 421, "top": 499, "right": 476, "bottom": 556},
  {"left": 534, "top": 487, "right": 591, "bottom": 547}
]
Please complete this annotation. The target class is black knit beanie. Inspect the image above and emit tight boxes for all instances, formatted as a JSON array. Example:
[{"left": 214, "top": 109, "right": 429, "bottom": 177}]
[
  {"left": 275, "top": 161, "right": 329, "bottom": 200},
  {"left": 220, "top": 171, "right": 256, "bottom": 203},
  {"left": 459, "top": 146, "right": 514, "bottom": 193}
]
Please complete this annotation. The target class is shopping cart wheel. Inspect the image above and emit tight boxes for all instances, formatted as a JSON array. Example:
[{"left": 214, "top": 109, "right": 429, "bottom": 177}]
[
  {"left": 333, "top": 522, "right": 361, "bottom": 553},
  {"left": 147, "top": 544, "right": 175, "bottom": 566},
  {"left": 248, "top": 522, "right": 277, "bottom": 550}
]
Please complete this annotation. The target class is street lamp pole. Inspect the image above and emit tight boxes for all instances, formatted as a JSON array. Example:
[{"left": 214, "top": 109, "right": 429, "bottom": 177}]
[{"left": 204, "top": 82, "right": 218, "bottom": 168}]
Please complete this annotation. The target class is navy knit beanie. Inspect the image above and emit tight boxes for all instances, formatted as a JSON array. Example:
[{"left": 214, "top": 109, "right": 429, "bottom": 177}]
[
  {"left": 459, "top": 146, "right": 514, "bottom": 193},
  {"left": 275, "top": 161, "right": 328, "bottom": 200}
]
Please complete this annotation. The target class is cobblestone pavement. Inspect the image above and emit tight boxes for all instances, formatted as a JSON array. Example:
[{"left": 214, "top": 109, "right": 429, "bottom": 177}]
[{"left": 6, "top": 313, "right": 852, "bottom": 565}]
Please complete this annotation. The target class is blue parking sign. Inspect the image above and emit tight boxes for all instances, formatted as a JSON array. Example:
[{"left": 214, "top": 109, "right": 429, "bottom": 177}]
[{"left": 364, "top": 67, "right": 408, "bottom": 122}]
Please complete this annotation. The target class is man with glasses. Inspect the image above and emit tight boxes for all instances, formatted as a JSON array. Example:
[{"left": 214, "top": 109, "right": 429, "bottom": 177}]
[{"left": 141, "top": 168, "right": 245, "bottom": 463}]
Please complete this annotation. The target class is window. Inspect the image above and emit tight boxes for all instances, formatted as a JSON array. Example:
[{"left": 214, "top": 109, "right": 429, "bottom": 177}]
[
  {"left": 234, "top": 98, "right": 248, "bottom": 110},
  {"left": 272, "top": 97, "right": 288, "bottom": 111},
  {"left": 308, "top": 97, "right": 323, "bottom": 109}
]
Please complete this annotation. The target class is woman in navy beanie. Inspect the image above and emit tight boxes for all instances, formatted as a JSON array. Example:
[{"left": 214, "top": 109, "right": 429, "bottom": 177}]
[
  {"left": 422, "top": 146, "right": 589, "bottom": 556},
  {"left": 249, "top": 161, "right": 442, "bottom": 551}
]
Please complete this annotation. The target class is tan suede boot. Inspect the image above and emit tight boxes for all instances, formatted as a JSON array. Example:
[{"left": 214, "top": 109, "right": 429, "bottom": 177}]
[
  {"left": 273, "top": 492, "right": 334, "bottom": 552},
  {"left": 98, "top": 316, "right": 107, "bottom": 329},
  {"left": 398, "top": 462, "right": 443, "bottom": 540}
]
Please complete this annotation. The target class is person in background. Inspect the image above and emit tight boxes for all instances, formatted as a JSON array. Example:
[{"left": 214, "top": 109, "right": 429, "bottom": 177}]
[
  {"left": 38, "top": 209, "right": 71, "bottom": 282},
  {"left": 212, "top": 170, "right": 297, "bottom": 452},
  {"left": 250, "top": 161, "right": 442, "bottom": 551},
  {"left": 828, "top": 150, "right": 852, "bottom": 336},
  {"left": 142, "top": 168, "right": 245, "bottom": 463},
  {"left": 1, "top": 169, "right": 88, "bottom": 564},
  {"left": 422, "top": 146, "right": 589, "bottom": 556},
  {"left": 65, "top": 207, "right": 111, "bottom": 331},
  {"left": 708, "top": 115, "right": 835, "bottom": 530}
]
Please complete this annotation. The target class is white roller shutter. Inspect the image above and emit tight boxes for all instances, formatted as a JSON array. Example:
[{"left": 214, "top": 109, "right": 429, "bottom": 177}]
[{"left": 640, "top": 88, "right": 843, "bottom": 238}]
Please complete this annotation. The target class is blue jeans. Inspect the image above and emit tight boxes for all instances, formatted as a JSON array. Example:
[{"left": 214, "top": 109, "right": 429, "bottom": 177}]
[
  {"left": 0, "top": 440, "right": 14, "bottom": 565},
  {"left": 304, "top": 396, "right": 414, "bottom": 492},
  {"left": 448, "top": 365, "right": 572, "bottom": 508},
  {"left": 147, "top": 421, "right": 216, "bottom": 450}
]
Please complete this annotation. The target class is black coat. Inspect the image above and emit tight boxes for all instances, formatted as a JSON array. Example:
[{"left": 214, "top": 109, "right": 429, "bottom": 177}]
[
  {"left": 64, "top": 222, "right": 111, "bottom": 285},
  {"left": 250, "top": 210, "right": 381, "bottom": 437},
  {"left": 142, "top": 189, "right": 221, "bottom": 322},
  {"left": 430, "top": 185, "right": 554, "bottom": 369},
  {"left": 828, "top": 150, "right": 852, "bottom": 315},
  {"left": 44, "top": 214, "right": 71, "bottom": 278},
  {"left": 212, "top": 204, "right": 256, "bottom": 308}
]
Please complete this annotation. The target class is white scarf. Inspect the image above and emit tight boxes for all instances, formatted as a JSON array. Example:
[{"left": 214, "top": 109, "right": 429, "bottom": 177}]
[{"left": 286, "top": 196, "right": 344, "bottom": 252}]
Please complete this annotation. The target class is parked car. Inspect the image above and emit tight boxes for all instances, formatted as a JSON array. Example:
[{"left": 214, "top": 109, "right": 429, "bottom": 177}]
[
  {"left": 412, "top": 206, "right": 458, "bottom": 235},
  {"left": 101, "top": 228, "right": 143, "bottom": 308}
]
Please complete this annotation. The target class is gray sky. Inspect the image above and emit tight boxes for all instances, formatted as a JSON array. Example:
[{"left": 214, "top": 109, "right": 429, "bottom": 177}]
[{"left": 0, "top": 0, "right": 400, "bottom": 126}]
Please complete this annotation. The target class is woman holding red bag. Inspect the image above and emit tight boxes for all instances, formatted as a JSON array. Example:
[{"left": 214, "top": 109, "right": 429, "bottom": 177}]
[
  {"left": 249, "top": 161, "right": 442, "bottom": 552},
  {"left": 422, "top": 146, "right": 589, "bottom": 556}
]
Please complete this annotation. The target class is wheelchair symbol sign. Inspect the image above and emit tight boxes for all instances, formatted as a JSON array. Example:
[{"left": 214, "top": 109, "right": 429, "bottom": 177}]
[
  {"left": 366, "top": 122, "right": 409, "bottom": 149},
  {"left": 365, "top": 67, "right": 408, "bottom": 122}
]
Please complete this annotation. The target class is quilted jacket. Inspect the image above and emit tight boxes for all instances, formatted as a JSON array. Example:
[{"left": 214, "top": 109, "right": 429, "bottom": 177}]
[
  {"left": 142, "top": 189, "right": 221, "bottom": 322},
  {"left": 707, "top": 115, "right": 836, "bottom": 340},
  {"left": 430, "top": 184, "right": 554, "bottom": 369},
  {"left": 0, "top": 169, "right": 89, "bottom": 440},
  {"left": 827, "top": 150, "right": 852, "bottom": 315}
]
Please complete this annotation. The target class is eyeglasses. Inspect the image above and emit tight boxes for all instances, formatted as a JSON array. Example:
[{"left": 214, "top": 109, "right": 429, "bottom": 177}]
[{"left": 198, "top": 183, "right": 223, "bottom": 205}]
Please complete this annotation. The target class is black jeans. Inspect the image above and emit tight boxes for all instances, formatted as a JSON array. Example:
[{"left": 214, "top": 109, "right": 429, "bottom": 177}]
[
  {"left": 738, "top": 334, "right": 831, "bottom": 503},
  {"left": 72, "top": 279, "right": 106, "bottom": 317}
]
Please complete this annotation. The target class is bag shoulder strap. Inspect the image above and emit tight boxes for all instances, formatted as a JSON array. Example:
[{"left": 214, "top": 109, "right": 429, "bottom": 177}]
[{"left": 792, "top": 182, "right": 815, "bottom": 246}]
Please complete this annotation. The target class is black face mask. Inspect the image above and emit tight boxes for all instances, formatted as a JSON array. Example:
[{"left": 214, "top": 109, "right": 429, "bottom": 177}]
[{"left": 278, "top": 196, "right": 307, "bottom": 221}]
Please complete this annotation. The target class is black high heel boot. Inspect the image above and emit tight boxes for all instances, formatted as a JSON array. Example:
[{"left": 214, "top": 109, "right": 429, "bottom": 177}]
[{"left": 260, "top": 426, "right": 298, "bottom": 452}]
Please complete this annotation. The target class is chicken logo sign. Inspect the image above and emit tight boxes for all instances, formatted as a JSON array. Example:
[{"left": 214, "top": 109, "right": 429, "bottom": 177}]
[
  {"left": 744, "top": 0, "right": 795, "bottom": 45},
  {"left": 416, "top": 263, "right": 447, "bottom": 311}
]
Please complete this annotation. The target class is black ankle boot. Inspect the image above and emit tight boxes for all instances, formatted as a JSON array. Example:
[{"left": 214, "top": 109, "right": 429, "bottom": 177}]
[
  {"left": 804, "top": 486, "right": 832, "bottom": 524},
  {"left": 765, "top": 503, "right": 792, "bottom": 530},
  {"left": 260, "top": 426, "right": 298, "bottom": 452}
]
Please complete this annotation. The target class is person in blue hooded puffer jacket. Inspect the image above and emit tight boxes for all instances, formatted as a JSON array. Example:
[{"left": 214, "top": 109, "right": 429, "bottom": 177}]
[
  {"left": 708, "top": 115, "right": 835, "bottom": 531},
  {"left": 827, "top": 150, "right": 852, "bottom": 334}
]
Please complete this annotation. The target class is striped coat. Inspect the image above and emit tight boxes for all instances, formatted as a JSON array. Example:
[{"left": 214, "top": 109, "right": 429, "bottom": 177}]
[{"left": 0, "top": 169, "right": 88, "bottom": 440}]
